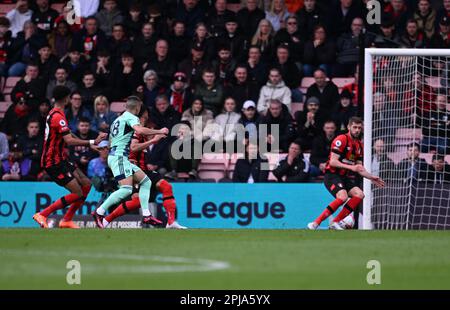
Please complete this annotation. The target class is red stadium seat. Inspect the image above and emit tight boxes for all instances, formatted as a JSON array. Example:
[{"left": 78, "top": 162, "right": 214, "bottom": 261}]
[
  {"left": 0, "top": 4, "right": 16, "bottom": 17},
  {"left": 445, "top": 155, "right": 450, "bottom": 165},
  {"left": 419, "top": 153, "right": 434, "bottom": 165},
  {"left": 110, "top": 101, "right": 126, "bottom": 113},
  {"left": 228, "top": 153, "right": 244, "bottom": 179},
  {"left": 0, "top": 101, "right": 13, "bottom": 119},
  {"left": 290, "top": 102, "right": 303, "bottom": 116},
  {"left": 198, "top": 153, "right": 229, "bottom": 182},
  {"left": 51, "top": 3, "right": 66, "bottom": 13},
  {"left": 300, "top": 77, "right": 315, "bottom": 88},
  {"left": 226, "top": 3, "right": 241, "bottom": 12},
  {"left": 332, "top": 77, "right": 355, "bottom": 88},
  {"left": 394, "top": 128, "right": 423, "bottom": 147},
  {"left": 425, "top": 77, "right": 442, "bottom": 89},
  {"left": 197, "top": 170, "right": 224, "bottom": 182},
  {"left": 3, "top": 77, "right": 21, "bottom": 101}
]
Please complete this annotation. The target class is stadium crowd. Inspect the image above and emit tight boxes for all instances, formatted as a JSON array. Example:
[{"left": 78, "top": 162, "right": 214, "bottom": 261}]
[{"left": 0, "top": 0, "right": 449, "bottom": 184}]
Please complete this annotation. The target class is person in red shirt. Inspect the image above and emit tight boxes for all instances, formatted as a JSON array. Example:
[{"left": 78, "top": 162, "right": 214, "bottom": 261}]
[
  {"left": 101, "top": 107, "right": 187, "bottom": 229},
  {"left": 308, "top": 116, "right": 385, "bottom": 230},
  {"left": 33, "top": 86, "right": 106, "bottom": 229}
]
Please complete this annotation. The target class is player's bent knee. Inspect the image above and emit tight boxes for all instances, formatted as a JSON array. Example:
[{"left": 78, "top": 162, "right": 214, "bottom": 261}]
[{"left": 336, "top": 191, "right": 348, "bottom": 202}]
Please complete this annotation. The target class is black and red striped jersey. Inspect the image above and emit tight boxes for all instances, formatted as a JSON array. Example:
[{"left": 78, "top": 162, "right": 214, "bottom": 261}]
[
  {"left": 41, "top": 107, "right": 71, "bottom": 168},
  {"left": 325, "top": 132, "right": 363, "bottom": 177}
]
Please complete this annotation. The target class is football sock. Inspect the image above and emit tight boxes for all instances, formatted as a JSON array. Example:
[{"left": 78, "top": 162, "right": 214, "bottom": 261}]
[
  {"left": 314, "top": 198, "right": 345, "bottom": 225},
  {"left": 333, "top": 197, "right": 362, "bottom": 223},
  {"left": 105, "top": 198, "right": 140, "bottom": 223},
  {"left": 139, "top": 176, "right": 151, "bottom": 216},
  {"left": 40, "top": 192, "right": 83, "bottom": 217},
  {"left": 63, "top": 185, "right": 91, "bottom": 221},
  {"left": 159, "top": 180, "right": 176, "bottom": 225},
  {"left": 97, "top": 185, "right": 133, "bottom": 215}
]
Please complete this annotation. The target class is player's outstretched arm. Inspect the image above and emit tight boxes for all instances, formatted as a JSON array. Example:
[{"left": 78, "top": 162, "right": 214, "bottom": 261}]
[
  {"left": 354, "top": 164, "right": 385, "bottom": 188},
  {"left": 329, "top": 153, "right": 357, "bottom": 172},
  {"left": 63, "top": 132, "right": 107, "bottom": 147},
  {"left": 132, "top": 125, "right": 169, "bottom": 137},
  {"left": 130, "top": 134, "right": 166, "bottom": 152}
]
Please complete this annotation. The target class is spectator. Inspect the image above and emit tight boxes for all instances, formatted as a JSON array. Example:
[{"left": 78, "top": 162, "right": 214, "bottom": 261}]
[
  {"left": 372, "top": 16, "right": 401, "bottom": 48},
  {"left": 6, "top": 0, "right": 32, "bottom": 38},
  {"left": 166, "top": 121, "right": 200, "bottom": 180},
  {"left": 8, "top": 21, "right": 45, "bottom": 77},
  {"left": 36, "top": 43, "right": 59, "bottom": 83},
  {"left": 328, "top": 0, "right": 364, "bottom": 38},
  {"left": 265, "top": 0, "right": 290, "bottom": 32},
  {"left": 436, "top": 0, "right": 450, "bottom": 28},
  {"left": 400, "top": 19, "right": 428, "bottom": 48},
  {"left": 310, "top": 120, "right": 336, "bottom": 177},
  {"left": 340, "top": 67, "right": 359, "bottom": 107},
  {"left": 132, "top": 22, "right": 157, "bottom": 69},
  {"left": 191, "top": 22, "right": 215, "bottom": 61},
  {"left": 260, "top": 99, "right": 295, "bottom": 152},
  {"left": 413, "top": 0, "right": 436, "bottom": 39},
  {"left": 107, "top": 23, "right": 132, "bottom": 66},
  {"left": 296, "top": 0, "right": 325, "bottom": 39},
  {"left": 273, "top": 140, "right": 310, "bottom": 182},
  {"left": 206, "top": 0, "right": 235, "bottom": 37},
  {"left": 46, "top": 67, "right": 78, "bottom": 101},
  {"left": 79, "top": 71, "right": 103, "bottom": 112},
  {"left": 31, "top": 0, "right": 58, "bottom": 36},
  {"left": 250, "top": 19, "right": 274, "bottom": 62},
  {"left": 306, "top": 68, "right": 340, "bottom": 121},
  {"left": 371, "top": 138, "right": 395, "bottom": 181},
  {"left": 11, "top": 63, "right": 46, "bottom": 111},
  {"left": 168, "top": 21, "right": 190, "bottom": 64},
  {"left": 145, "top": 39, "right": 176, "bottom": 89},
  {"left": 87, "top": 140, "right": 110, "bottom": 179},
  {"left": 237, "top": 0, "right": 265, "bottom": 40},
  {"left": 65, "top": 91, "right": 93, "bottom": 132},
  {"left": 92, "top": 50, "right": 112, "bottom": 90},
  {"left": 384, "top": 0, "right": 410, "bottom": 32},
  {"left": 225, "top": 65, "right": 259, "bottom": 110},
  {"left": 47, "top": 19, "right": 72, "bottom": 59},
  {"left": 124, "top": 3, "right": 144, "bottom": 40},
  {"left": 149, "top": 95, "right": 182, "bottom": 137},
  {"left": 16, "top": 118, "right": 42, "bottom": 178},
  {"left": 335, "top": 17, "right": 372, "bottom": 77},
  {"left": 69, "top": 117, "right": 98, "bottom": 174},
  {"left": 95, "top": 0, "right": 124, "bottom": 37},
  {"left": 0, "top": 17, "right": 12, "bottom": 77},
  {"left": 1, "top": 142, "right": 35, "bottom": 181},
  {"left": 397, "top": 142, "right": 429, "bottom": 181},
  {"left": 109, "top": 52, "right": 142, "bottom": 101},
  {"left": 273, "top": 15, "right": 304, "bottom": 64},
  {"left": 257, "top": 67, "right": 291, "bottom": 114},
  {"left": 232, "top": 143, "right": 269, "bottom": 183},
  {"left": 61, "top": 46, "right": 88, "bottom": 86},
  {"left": 425, "top": 154, "right": 450, "bottom": 184},
  {"left": 419, "top": 94, "right": 450, "bottom": 154},
  {"left": 430, "top": 15, "right": 450, "bottom": 48},
  {"left": 246, "top": 45, "right": 268, "bottom": 87},
  {"left": 211, "top": 43, "right": 237, "bottom": 87},
  {"left": 137, "top": 70, "right": 166, "bottom": 109},
  {"left": 72, "top": 16, "right": 108, "bottom": 62},
  {"left": 209, "top": 97, "right": 241, "bottom": 151},
  {"left": 168, "top": 72, "right": 192, "bottom": 113},
  {"left": 239, "top": 100, "right": 261, "bottom": 140},
  {"left": 0, "top": 131, "right": 9, "bottom": 161},
  {"left": 194, "top": 68, "right": 225, "bottom": 116},
  {"left": 296, "top": 96, "right": 325, "bottom": 151},
  {"left": 30, "top": 99, "right": 50, "bottom": 136},
  {"left": 178, "top": 41, "right": 208, "bottom": 89},
  {"left": 271, "top": 43, "right": 302, "bottom": 90},
  {"left": 181, "top": 97, "right": 214, "bottom": 143},
  {"left": 176, "top": 0, "right": 206, "bottom": 37},
  {"left": 215, "top": 14, "right": 247, "bottom": 62},
  {"left": 303, "top": 25, "right": 336, "bottom": 77},
  {"left": 143, "top": 3, "right": 167, "bottom": 37},
  {"left": 91, "top": 95, "right": 117, "bottom": 133},
  {"left": 333, "top": 89, "right": 357, "bottom": 133},
  {"left": 74, "top": 0, "right": 100, "bottom": 18}
]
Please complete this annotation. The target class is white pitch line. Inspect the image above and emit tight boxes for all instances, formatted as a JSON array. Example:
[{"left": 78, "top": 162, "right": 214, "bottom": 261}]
[{"left": 0, "top": 249, "right": 230, "bottom": 274}]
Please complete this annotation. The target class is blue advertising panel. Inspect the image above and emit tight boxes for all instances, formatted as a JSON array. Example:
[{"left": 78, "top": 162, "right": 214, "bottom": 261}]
[{"left": 0, "top": 183, "right": 331, "bottom": 229}]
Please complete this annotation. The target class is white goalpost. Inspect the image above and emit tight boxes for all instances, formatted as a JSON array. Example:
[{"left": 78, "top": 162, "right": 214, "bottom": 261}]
[{"left": 363, "top": 48, "right": 450, "bottom": 230}]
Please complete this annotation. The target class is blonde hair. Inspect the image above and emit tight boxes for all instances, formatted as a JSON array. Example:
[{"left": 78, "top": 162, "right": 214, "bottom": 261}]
[
  {"left": 251, "top": 19, "right": 274, "bottom": 46},
  {"left": 269, "top": 0, "right": 286, "bottom": 15},
  {"left": 94, "top": 96, "right": 110, "bottom": 114}
]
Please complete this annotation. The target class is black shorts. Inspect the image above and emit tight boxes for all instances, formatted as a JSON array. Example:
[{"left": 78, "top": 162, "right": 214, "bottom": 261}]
[
  {"left": 45, "top": 161, "right": 77, "bottom": 187},
  {"left": 132, "top": 170, "right": 163, "bottom": 202},
  {"left": 324, "top": 173, "right": 362, "bottom": 197}
]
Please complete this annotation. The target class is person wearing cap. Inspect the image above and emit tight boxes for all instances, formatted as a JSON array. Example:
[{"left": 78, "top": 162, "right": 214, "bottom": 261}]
[
  {"left": 87, "top": 140, "right": 110, "bottom": 180},
  {"left": 0, "top": 92, "right": 32, "bottom": 142},
  {"left": 225, "top": 65, "right": 259, "bottom": 111},
  {"left": 214, "top": 13, "right": 246, "bottom": 61},
  {"left": 295, "top": 96, "right": 325, "bottom": 152},
  {"left": 333, "top": 89, "right": 357, "bottom": 134},
  {"left": 257, "top": 67, "right": 292, "bottom": 114},
  {"left": 239, "top": 100, "right": 261, "bottom": 141},
  {"left": 211, "top": 43, "right": 237, "bottom": 87},
  {"left": 178, "top": 40, "right": 208, "bottom": 89},
  {"left": 412, "top": 0, "right": 436, "bottom": 39},
  {"left": 168, "top": 72, "right": 192, "bottom": 113},
  {"left": 430, "top": 15, "right": 450, "bottom": 48}
]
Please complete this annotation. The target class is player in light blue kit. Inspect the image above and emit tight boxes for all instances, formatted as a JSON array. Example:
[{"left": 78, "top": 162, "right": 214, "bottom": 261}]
[{"left": 93, "top": 96, "right": 169, "bottom": 227}]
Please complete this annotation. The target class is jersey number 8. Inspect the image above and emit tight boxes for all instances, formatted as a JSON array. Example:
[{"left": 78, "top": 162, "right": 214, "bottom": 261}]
[{"left": 111, "top": 120, "right": 120, "bottom": 137}]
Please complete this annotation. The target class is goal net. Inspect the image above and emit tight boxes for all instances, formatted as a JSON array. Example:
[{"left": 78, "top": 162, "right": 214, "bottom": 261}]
[{"left": 363, "top": 48, "right": 450, "bottom": 230}]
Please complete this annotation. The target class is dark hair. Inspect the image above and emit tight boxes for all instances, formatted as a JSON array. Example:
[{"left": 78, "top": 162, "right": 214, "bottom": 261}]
[
  {"left": 53, "top": 86, "right": 71, "bottom": 101},
  {"left": 138, "top": 105, "right": 149, "bottom": 118},
  {"left": 202, "top": 67, "right": 215, "bottom": 75},
  {"left": 78, "top": 117, "right": 91, "bottom": 124},
  {"left": 70, "top": 91, "right": 82, "bottom": 98},
  {"left": 83, "top": 70, "right": 95, "bottom": 77},
  {"left": 433, "top": 154, "right": 445, "bottom": 162},
  {"left": 179, "top": 120, "right": 192, "bottom": 129},
  {"left": 97, "top": 50, "right": 110, "bottom": 58},
  {"left": 407, "top": 142, "right": 420, "bottom": 150},
  {"left": 348, "top": 116, "right": 363, "bottom": 125},
  {"left": 27, "top": 118, "right": 40, "bottom": 126},
  {"left": 291, "top": 139, "right": 302, "bottom": 149}
]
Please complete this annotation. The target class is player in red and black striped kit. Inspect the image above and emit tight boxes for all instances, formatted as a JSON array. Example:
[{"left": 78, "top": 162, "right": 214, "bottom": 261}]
[
  {"left": 308, "top": 117, "right": 385, "bottom": 230},
  {"left": 33, "top": 86, "right": 107, "bottom": 229},
  {"left": 100, "top": 107, "right": 187, "bottom": 229}
]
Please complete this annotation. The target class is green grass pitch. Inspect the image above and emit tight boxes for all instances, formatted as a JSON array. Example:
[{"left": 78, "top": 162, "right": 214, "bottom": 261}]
[{"left": 1, "top": 229, "right": 450, "bottom": 289}]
